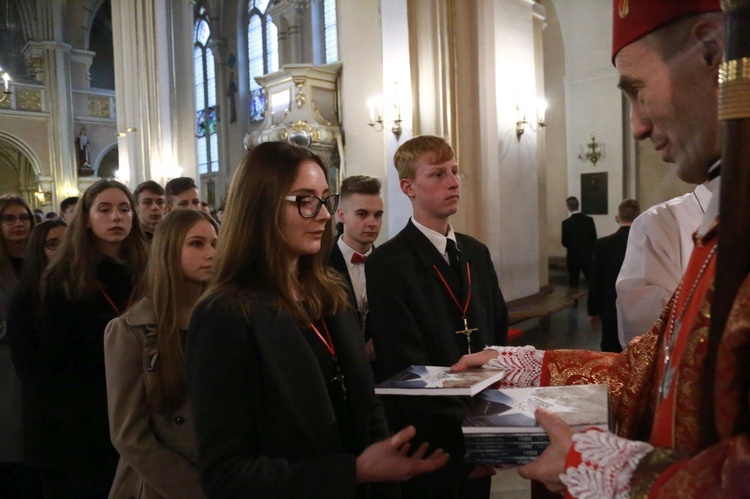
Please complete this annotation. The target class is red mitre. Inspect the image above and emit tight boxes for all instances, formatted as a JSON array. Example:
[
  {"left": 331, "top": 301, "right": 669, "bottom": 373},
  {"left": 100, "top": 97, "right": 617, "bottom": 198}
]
[{"left": 612, "top": 0, "right": 720, "bottom": 62}]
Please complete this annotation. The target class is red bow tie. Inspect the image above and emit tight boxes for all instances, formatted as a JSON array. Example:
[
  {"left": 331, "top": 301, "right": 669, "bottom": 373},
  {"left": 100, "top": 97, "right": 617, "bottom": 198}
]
[{"left": 351, "top": 253, "right": 367, "bottom": 264}]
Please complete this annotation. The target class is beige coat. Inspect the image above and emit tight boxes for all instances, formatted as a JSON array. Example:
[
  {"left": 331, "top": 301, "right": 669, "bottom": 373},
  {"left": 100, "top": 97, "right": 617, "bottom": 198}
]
[{"left": 104, "top": 297, "right": 205, "bottom": 499}]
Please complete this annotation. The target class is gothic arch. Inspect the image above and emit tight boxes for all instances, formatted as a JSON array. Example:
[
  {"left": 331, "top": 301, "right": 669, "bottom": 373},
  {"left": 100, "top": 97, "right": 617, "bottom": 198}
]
[
  {"left": 0, "top": 131, "right": 42, "bottom": 177},
  {"left": 93, "top": 141, "right": 118, "bottom": 177}
]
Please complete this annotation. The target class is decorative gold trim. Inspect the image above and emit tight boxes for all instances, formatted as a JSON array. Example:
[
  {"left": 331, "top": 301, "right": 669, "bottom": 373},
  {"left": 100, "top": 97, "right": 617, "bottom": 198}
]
[
  {"left": 88, "top": 96, "right": 111, "bottom": 118},
  {"left": 721, "top": 0, "right": 750, "bottom": 13},
  {"left": 719, "top": 58, "right": 750, "bottom": 120},
  {"left": 17, "top": 89, "right": 42, "bottom": 112}
]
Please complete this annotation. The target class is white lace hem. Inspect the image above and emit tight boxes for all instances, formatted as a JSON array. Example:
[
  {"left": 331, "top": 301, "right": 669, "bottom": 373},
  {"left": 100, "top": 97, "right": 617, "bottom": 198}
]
[
  {"left": 559, "top": 430, "right": 654, "bottom": 499},
  {"left": 482, "top": 345, "right": 544, "bottom": 388}
]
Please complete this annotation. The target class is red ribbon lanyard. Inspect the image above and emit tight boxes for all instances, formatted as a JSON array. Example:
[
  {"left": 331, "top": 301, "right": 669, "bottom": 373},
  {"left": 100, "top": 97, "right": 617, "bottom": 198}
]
[
  {"left": 433, "top": 262, "right": 472, "bottom": 316},
  {"left": 309, "top": 320, "right": 336, "bottom": 358},
  {"left": 98, "top": 284, "right": 132, "bottom": 316}
]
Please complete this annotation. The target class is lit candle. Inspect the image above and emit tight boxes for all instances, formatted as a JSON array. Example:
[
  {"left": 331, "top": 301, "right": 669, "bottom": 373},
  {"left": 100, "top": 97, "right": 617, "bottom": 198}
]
[
  {"left": 367, "top": 99, "right": 375, "bottom": 124},
  {"left": 2, "top": 73, "right": 10, "bottom": 91}
]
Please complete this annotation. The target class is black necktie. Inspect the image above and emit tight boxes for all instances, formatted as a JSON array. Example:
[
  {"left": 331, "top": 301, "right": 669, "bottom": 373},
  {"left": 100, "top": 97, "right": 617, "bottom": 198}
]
[{"left": 446, "top": 239, "right": 461, "bottom": 279}]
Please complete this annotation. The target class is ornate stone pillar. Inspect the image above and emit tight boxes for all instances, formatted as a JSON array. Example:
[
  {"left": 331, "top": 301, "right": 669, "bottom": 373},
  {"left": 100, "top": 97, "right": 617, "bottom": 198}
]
[
  {"left": 111, "top": 0, "right": 196, "bottom": 187},
  {"left": 23, "top": 41, "right": 77, "bottom": 202}
]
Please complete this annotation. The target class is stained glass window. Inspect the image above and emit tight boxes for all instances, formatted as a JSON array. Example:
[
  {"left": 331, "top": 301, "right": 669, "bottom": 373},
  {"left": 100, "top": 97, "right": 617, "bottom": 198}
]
[
  {"left": 247, "top": 0, "right": 279, "bottom": 123},
  {"left": 323, "top": 0, "right": 338, "bottom": 63},
  {"left": 194, "top": 6, "right": 219, "bottom": 175}
]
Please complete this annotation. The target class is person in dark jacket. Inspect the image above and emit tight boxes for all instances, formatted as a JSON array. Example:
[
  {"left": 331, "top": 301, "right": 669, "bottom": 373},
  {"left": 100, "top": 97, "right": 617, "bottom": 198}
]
[
  {"left": 587, "top": 199, "right": 640, "bottom": 352},
  {"left": 38, "top": 179, "right": 148, "bottom": 497},
  {"left": 185, "top": 141, "right": 447, "bottom": 498},
  {"left": 561, "top": 196, "right": 597, "bottom": 288}
]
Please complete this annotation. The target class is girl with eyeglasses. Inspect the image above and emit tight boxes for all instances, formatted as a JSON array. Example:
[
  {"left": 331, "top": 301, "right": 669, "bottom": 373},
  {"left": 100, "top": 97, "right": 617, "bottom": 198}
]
[
  {"left": 38, "top": 180, "right": 148, "bottom": 497},
  {"left": 185, "top": 141, "right": 448, "bottom": 498},
  {"left": 104, "top": 210, "right": 217, "bottom": 498},
  {"left": 0, "top": 195, "right": 38, "bottom": 497},
  {"left": 6, "top": 219, "right": 66, "bottom": 497}
]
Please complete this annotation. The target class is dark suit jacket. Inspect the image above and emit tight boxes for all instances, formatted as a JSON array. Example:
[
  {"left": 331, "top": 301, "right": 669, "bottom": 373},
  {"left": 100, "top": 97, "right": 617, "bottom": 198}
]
[
  {"left": 366, "top": 220, "right": 508, "bottom": 466},
  {"left": 328, "top": 237, "right": 360, "bottom": 312},
  {"left": 186, "top": 294, "right": 394, "bottom": 498},
  {"left": 562, "top": 212, "right": 597, "bottom": 264},
  {"left": 588, "top": 226, "right": 631, "bottom": 321}
]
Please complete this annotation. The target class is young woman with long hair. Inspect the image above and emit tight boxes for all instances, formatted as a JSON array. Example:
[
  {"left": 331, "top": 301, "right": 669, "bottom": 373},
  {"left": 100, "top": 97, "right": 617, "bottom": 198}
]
[
  {"left": 7, "top": 219, "right": 66, "bottom": 497},
  {"left": 185, "top": 141, "right": 448, "bottom": 498},
  {"left": 104, "top": 210, "right": 217, "bottom": 498},
  {"left": 0, "top": 195, "right": 37, "bottom": 497},
  {"left": 38, "top": 179, "right": 147, "bottom": 497}
]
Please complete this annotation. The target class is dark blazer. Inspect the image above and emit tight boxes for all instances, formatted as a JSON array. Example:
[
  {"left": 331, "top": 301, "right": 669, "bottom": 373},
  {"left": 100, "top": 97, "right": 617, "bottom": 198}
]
[
  {"left": 365, "top": 220, "right": 507, "bottom": 492},
  {"left": 186, "top": 294, "right": 395, "bottom": 498},
  {"left": 328, "top": 238, "right": 359, "bottom": 311},
  {"left": 562, "top": 212, "right": 597, "bottom": 264},
  {"left": 37, "top": 258, "right": 131, "bottom": 496},
  {"left": 588, "top": 225, "right": 631, "bottom": 322}
]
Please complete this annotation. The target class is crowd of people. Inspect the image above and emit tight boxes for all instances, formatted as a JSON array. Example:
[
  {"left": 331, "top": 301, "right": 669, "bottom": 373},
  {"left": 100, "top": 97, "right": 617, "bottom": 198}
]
[{"left": 0, "top": 0, "right": 748, "bottom": 498}]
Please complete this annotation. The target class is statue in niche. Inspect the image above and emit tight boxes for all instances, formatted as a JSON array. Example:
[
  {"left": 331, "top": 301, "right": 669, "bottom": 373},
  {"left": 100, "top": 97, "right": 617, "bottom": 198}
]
[{"left": 76, "top": 127, "right": 95, "bottom": 176}]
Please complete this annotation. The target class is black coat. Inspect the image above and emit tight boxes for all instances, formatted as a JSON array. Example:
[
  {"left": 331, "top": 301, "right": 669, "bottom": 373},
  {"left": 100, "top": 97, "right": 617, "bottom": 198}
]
[
  {"left": 365, "top": 220, "right": 507, "bottom": 480},
  {"left": 37, "top": 258, "right": 132, "bottom": 495},
  {"left": 562, "top": 212, "right": 597, "bottom": 265},
  {"left": 186, "top": 294, "right": 395, "bottom": 498},
  {"left": 588, "top": 225, "right": 631, "bottom": 321}
]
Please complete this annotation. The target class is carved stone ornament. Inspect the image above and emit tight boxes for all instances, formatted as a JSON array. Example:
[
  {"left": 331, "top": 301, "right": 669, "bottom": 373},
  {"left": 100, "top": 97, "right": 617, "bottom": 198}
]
[
  {"left": 17, "top": 89, "right": 42, "bottom": 112},
  {"left": 88, "top": 96, "right": 111, "bottom": 118}
]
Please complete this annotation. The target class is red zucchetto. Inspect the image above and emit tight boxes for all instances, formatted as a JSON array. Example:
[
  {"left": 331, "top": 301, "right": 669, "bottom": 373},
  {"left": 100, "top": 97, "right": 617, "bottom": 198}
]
[{"left": 612, "top": 0, "right": 720, "bottom": 62}]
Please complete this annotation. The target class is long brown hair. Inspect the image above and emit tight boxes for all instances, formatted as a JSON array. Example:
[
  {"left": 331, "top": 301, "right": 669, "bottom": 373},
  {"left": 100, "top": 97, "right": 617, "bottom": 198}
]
[
  {"left": 147, "top": 210, "right": 218, "bottom": 414},
  {"left": 43, "top": 179, "right": 148, "bottom": 301},
  {"left": 202, "top": 141, "right": 348, "bottom": 325},
  {"left": 17, "top": 220, "right": 66, "bottom": 299}
]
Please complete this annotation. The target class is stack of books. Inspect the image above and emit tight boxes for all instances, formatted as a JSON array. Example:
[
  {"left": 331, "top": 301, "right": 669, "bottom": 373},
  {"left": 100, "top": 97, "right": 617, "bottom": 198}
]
[
  {"left": 461, "top": 384, "right": 612, "bottom": 465},
  {"left": 374, "top": 365, "right": 506, "bottom": 396}
]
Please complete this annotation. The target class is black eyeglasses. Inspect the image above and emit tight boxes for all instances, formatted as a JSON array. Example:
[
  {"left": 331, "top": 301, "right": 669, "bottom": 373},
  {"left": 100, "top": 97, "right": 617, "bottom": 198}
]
[
  {"left": 284, "top": 194, "right": 339, "bottom": 218},
  {"left": 44, "top": 238, "right": 62, "bottom": 250},
  {"left": 0, "top": 214, "right": 31, "bottom": 226}
]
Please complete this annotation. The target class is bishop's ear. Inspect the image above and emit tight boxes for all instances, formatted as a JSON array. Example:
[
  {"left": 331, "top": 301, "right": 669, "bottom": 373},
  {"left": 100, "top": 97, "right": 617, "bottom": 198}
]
[{"left": 694, "top": 18, "right": 723, "bottom": 68}]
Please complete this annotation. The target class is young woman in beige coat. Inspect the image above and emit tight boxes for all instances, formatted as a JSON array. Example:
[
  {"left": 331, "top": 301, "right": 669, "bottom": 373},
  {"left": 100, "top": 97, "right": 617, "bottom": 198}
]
[{"left": 104, "top": 209, "right": 218, "bottom": 498}]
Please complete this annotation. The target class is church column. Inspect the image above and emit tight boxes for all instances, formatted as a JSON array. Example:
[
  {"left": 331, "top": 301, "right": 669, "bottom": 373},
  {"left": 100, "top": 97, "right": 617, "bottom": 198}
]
[
  {"left": 208, "top": 37, "right": 230, "bottom": 204},
  {"left": 111, "top": 0, "right": 196, "bottom": 187},
  {"left": 23, "top": 40, "right": 77, "bottom": 202}
]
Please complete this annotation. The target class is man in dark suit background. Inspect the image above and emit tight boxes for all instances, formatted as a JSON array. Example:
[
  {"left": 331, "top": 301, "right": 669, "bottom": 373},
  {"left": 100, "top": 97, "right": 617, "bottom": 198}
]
[
  {"left": 587, "top": 199, "right": 640, "bottom": 353},
  {"left": 328, "top": 175, "right": 383, "bottom": 360},
  {"left": 561, "top": 196, "right": 597, "bottom": 288},
  {"left": 366, "top": 135, "right": 508, "bottom": 498}
]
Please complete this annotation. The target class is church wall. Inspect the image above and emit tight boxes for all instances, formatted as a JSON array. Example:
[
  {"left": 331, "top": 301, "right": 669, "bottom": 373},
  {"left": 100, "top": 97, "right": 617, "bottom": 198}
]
[{"left": 472, "top": 0, "right": 542, "bottom": 300}]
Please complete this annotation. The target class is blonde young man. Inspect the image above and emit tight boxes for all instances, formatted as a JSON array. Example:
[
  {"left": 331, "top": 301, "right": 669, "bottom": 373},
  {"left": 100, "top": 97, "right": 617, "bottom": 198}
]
[
  {"left": 366, "top": 135, "right": 508, "bottom": 499},
  {"left": 454, "top": 1, "right": 750, "bottom": 496}
]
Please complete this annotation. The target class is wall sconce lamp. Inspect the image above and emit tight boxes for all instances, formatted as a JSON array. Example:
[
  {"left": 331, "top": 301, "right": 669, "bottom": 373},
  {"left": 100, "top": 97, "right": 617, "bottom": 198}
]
[
  {"left": 35, "top": 185, "right": 51, "bottom": 204},
  {"left": 579, "top": 133, "right": 603, "bottom": 166},
  {"left": 116, "top": 127, "right": 138, "bottom": 137},
  {"left": 0, "top": 67, "right": 12, "bottom": 104},
  {"left": 516, "top": 99, "right": 547, "bottom": 139},
  {"left": 367, "top": 96, "right": 402, "bottom": 137}
]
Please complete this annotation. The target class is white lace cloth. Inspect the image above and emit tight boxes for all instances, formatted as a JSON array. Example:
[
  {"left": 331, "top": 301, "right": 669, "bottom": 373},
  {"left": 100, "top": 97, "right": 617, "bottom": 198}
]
[
  {"left": 560, "top": 430, "right": 654, "bottom": 499},
  {"left": 483, "top": 345, "right": 545, "bottom": 388}
]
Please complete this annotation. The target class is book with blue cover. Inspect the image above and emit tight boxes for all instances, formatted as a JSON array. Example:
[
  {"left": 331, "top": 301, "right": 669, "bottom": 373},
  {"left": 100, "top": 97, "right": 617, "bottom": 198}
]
[{"left": 374, "top": 366, "right": 506, "bottom": 396}]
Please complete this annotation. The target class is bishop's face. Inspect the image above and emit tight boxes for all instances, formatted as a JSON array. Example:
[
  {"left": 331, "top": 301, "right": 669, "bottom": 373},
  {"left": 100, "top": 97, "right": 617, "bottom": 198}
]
[{"left": 615, "top": 33, "right": 721, "bottom": 184}]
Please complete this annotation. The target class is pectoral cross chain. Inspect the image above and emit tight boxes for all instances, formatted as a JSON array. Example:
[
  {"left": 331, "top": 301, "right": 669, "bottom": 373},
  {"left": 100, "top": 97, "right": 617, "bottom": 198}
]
[{"left": 455, "top": 316, "right": 478, "bottom": 354}]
